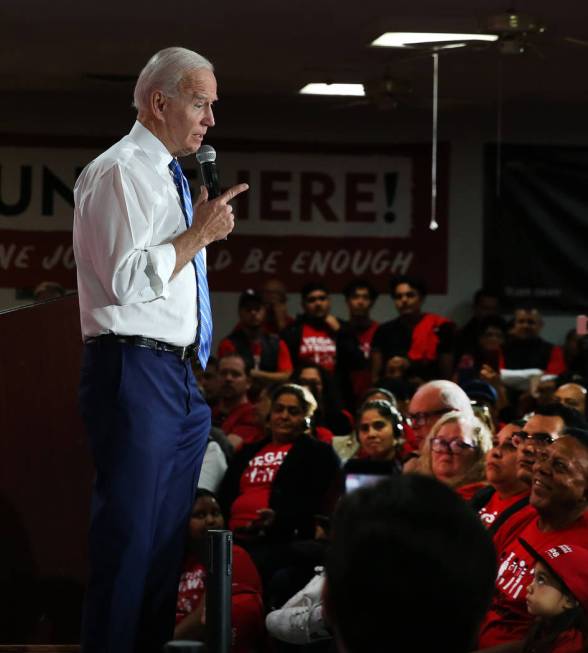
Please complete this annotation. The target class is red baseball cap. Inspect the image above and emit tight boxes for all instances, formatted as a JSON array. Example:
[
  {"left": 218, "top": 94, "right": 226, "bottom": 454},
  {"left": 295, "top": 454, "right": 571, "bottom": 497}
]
[{"left": 519, "top": 538, "right": 588, "bottom": 615}]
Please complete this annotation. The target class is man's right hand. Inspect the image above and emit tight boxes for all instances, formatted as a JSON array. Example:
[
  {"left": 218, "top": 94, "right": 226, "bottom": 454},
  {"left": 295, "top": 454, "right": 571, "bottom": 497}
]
[
  {"left": 172, "top": 182, "right": 249, "bottom": 276},
  {"left": 192, "top": 183, "right": 249, "bottom": 244}
]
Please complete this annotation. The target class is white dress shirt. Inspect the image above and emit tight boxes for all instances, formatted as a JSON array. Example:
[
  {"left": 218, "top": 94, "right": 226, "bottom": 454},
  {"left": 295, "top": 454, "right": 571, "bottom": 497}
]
[{"left": 73, "top": 121, "right": 200, "bottom": 346}]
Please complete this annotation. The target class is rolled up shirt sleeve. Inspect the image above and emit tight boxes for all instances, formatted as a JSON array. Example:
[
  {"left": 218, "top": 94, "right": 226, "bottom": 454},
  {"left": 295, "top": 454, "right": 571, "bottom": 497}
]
[{"left": 79, "top": 163, "right": 178, "bottom": 306}]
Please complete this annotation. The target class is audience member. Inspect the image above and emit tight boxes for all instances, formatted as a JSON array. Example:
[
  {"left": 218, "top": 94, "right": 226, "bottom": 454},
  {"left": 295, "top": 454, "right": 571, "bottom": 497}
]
[
  {"left": 477, "top": 430, "right": 588, "bottom": 649},
  {"left": 292, "top": 363, "right": 353, "bottom": 437},
  {"left": 381, "top": 353, "right": 411, "bottom": 381},
  {"left": 281, "top": 281, "right": 351, "bottom": 375},
  {"left": 455, "top": 315, "right": 507, "bottom": 384},
  {"left": 521, "top": 539, "right": 588, "bottom": 653},
  {"left": 534, "top": 375, "right": 558, "bottom": 407},
  {"left": 261, "top": 278, "right": 294, "bottom": 334},
  {"left": 353, "top": 400, "right": 404, "bottom": 467},
  {"left": 265, "top": 567, "right": 330, "bottom": 646},
  {"left": 333, "top": 387, "right": 408, "bottom": 461},
  {"left": 323, "top": 474, "right": 496, "bottom": 653},
  {"left": 212, "top": 354, "right": 259, "bottom": 451},
  {"left": 404, "top": 379, "right": 474, "bottom": 462},
  {"left": 416, "top": 411, "right": 493, "bottom": 497},
  {"left": 456, "top": 288, "right": 502, "bottom": 359},
  {"left": 218, "top": 383, "right": 340, "bottom": 583},
  {"left": 463, "top": 379, "right": 500, "bottom": 431},
  {"left": 197, "top": 355, "right": 221, "bottom": 407},
  {"left": 373, "top": 377, "right": 415, "bottom": 416},
  {"left": 359, "top": 386, "right": 398, "bottom": 407},
  {"left": 470, "top": 421, "right": 531, "bottom": 536},
  {"left": 370, "top": 274, "right": 456, "bottom": 382},
  {"left": 554, "top": 382, "right": 587, "bottom": 416},
  {"left": 339, "top": 278, "right": 380, "bottom": 407},
  {"left": 488, "top": 404, "right": 588, "bottom": 553},
  {"left": 504, "top": 308, "right": 566, "bottom": 375},
  {"left": 174, "top": 489, "right": 265, "bottom": 651},
  {"left": 218, "top": 289, "right": 293, "bottom": 386},
  {"left": 514, "top": 403, "right": 587, "bottom": 489}
]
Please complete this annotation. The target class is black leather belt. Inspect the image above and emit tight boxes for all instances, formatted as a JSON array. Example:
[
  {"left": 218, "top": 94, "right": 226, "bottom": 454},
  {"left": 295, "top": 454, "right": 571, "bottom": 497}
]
[{"left": 85, "top": 333, "right": 198, "bottom": 361}]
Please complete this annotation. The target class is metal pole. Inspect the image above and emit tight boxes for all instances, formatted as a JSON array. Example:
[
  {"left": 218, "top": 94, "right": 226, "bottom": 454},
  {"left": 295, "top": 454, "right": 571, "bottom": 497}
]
[
  {"left": 205, "top": 529, "right": 233, "bottom": 653},
  {"left": 430, "top": 50, "right": 439, "bottom": 231}
]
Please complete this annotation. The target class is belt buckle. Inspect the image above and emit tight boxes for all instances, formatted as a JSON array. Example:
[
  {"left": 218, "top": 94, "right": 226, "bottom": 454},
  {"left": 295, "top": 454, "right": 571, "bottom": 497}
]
[{"left": 179, "top": 345, "right": 191, "bottom": 360}]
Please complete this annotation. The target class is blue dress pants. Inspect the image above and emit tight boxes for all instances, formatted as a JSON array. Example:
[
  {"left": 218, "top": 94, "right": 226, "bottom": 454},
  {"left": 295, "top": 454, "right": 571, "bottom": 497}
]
[{"left": 79, "top": 341, "right": 210, "bottom": 653}]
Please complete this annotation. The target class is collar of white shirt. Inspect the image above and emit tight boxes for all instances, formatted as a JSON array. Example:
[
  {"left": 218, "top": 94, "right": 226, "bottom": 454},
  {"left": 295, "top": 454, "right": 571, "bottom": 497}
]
[{"left": 128, "top": 120, "right": 174, "bottom": 176}]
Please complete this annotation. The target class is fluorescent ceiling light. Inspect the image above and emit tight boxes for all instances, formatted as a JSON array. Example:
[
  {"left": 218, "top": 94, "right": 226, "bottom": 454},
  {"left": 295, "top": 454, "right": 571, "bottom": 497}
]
[
  {"left": 371, "top": 32, "right": 499, "bottom": 47},
  {"left": 299, "top": 83, "right": 365, "bottom": 96}
]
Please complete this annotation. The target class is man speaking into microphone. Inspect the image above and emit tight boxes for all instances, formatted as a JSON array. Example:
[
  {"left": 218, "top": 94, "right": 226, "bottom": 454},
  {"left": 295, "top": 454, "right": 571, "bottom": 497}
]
[{"left": 73, "top": 47, "right": 248, "bottom": 653}]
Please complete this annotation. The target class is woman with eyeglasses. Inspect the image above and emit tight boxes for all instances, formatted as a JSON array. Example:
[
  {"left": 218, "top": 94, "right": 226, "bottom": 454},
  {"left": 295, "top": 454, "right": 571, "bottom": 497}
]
[
  {"left": 467, "top": 421, "right": 535, "bottom": 543},
  {"left": 416, "top": 410, "right": 493, "bottom": 497}
]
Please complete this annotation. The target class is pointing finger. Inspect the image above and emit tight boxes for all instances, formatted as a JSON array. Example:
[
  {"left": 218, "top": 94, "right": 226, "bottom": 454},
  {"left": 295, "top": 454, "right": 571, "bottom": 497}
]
[{"left": 219, "top": 183, "right": 249, "bottom": 204}]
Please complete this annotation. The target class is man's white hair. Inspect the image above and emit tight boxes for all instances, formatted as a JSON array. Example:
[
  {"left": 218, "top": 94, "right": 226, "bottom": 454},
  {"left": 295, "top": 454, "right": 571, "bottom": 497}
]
[
  {"left": 133, "top": 46, "right": 213, "bottom": 113},
  {"left": 426, "top": 380, "right": 474, "bottom": 417}
]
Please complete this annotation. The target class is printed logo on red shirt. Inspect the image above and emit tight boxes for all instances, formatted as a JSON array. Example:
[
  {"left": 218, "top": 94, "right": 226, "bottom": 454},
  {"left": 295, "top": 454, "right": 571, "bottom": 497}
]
[
  {"left": 176, "top": 564, "right": 206, "bottom": 618},
  {"left": 480, "top": 508, "right": 499, "bottom": 526},
  {"left": 497, "top": 552, "right": 533, "bottom": 601},
  {"left": 299, "top": 324, "right": 336, "bottom": 372},
  {"left": 244, "top": 448, "right": 290, "bottom": 485}
]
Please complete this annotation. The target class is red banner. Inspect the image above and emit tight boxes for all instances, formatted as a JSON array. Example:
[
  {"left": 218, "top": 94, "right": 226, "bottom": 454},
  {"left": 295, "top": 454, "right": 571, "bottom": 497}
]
[
  {"left": 0, "top": 140, "right": 449, "bottom": 293},
  {"left": 0, "top": 229, "right": 75, "bottom": 287}
]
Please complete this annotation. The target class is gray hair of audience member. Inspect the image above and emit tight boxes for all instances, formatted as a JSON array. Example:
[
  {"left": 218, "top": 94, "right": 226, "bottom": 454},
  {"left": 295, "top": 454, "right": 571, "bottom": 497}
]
[
  {"left": 271, "top": 383, "right": 318, "bottom": 419},
  {"left": 427, "top": 379, "right": 475, "bottom": 417},
  {"left": 133, "top": 47, "right": 214, "bottom": 113},
  {"left": 419, "top": 410, "right": 494, "bottom": 487}
]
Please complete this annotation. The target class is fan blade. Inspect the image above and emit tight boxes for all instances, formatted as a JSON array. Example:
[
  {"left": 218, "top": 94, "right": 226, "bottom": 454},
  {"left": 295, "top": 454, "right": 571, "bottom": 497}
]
[{"left": 563, "top": 36, "right": 588, "bottom": 47}]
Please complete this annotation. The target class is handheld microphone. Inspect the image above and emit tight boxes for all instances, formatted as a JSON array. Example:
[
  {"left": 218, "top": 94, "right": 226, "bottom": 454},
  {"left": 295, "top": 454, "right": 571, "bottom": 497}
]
[{"left": 195, "top": 145, "right": 221, "bottom": 199}]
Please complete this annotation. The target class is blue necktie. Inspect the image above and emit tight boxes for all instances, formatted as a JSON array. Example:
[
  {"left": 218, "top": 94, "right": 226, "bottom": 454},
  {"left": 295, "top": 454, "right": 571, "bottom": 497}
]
[{"left": 168, "top": 158, "right": 212, "bottom": 368}]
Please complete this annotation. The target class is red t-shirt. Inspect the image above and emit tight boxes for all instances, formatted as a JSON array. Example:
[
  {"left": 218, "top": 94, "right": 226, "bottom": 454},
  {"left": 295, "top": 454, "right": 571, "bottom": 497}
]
[
  {"left": 492, "top": 503, "right": 537, "bottom": 554},
  {"left": 478, "top": 513, "right": 588, "bottom": 648},
  {"left": 478, "top": 490, "right": 530, "bottom": 529},
  {"left": 212, "top": 402, "right": 261, "bottom": 446},
  {"left": 175, "top": 546, "right": 264, "bottom": 653},
  {"left": 176, "top": 558, "right": 206, "bottom": 622},
  {"left": 298, "top": 323, "right": 337, "bottom": 373},
  {"left": 229, "top": 441, "right": 293, "bottom": 531}
]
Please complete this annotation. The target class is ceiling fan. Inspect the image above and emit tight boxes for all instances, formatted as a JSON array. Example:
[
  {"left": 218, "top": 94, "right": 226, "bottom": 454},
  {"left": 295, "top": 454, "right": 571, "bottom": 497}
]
[
  {"left": 478, "top": 9, "right": 545, "bottom": 55},
  {"left": 477, "top": 7, "right": 588, "bottom": 55}
]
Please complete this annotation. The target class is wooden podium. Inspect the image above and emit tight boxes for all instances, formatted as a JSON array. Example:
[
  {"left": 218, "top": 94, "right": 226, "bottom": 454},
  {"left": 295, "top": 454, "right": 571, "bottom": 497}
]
[{"left": 0, "top": 294, "right": 92, "bottom": 644}]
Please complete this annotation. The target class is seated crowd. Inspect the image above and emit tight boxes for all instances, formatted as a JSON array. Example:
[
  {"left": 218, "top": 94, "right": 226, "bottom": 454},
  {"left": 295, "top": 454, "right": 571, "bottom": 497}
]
[{"left": 175, "top": 274, "right": 588, "bottom": 652}]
